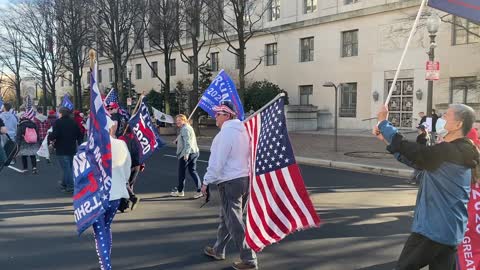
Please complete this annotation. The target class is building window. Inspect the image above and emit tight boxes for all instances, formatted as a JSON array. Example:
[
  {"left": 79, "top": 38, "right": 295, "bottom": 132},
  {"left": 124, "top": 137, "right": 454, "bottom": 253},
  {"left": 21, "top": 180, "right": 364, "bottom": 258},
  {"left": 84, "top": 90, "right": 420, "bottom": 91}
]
[
  {"left": 342, "top": 30, "right": 358, "bottom": 57},
  {"left": 344, "top": 0, "right": 359, "bottom": 4},
  {"left": 210, "top": 52, "right": 219, "bottom": 71},
  {"left": 135, "top": 64, "right": 142, "bottom": 80},
  {"left": 265, "top": 43, "right": 277, "bottom": 66},
  {"left": 268, "top": 0, "right": 280, "bottom": 21},
  {"left": 450, "top": 77, "right": 478, "bottom": 104},
  {"left": 169, "top": 59, "right": 176, "bottom": 76},
  {"left": 340, "top": 83, "right": 357, "bottom": 118},
  {"left": 87, "top": 71, "right": 91, "bottom": 84},
  {"left": 98, "top": 70, "right": 102, "bottom": 83},
  {"left": 235, "top": 55, "right": 240, "bottom": 70},
  {"left": 61, "top": 77, "right": 64, "bottom": 87},
  {"left": 300, "top": 37, "right": 314, "bottom": 62},
  {"left": 387, "top": 79, "right": 414, "bottom": 128},
  {"left": 151, "top": 61, "right": 158, "bottom": 78},
  {"left": 299, "top": 85, "right": 313, "bottom": 105},
  {"left": 208, "top": 0, "right": 223, "bottom": 33},
  {"left": 453, "top": 16, "right": 480, "bottom": 45},
  {"left": 304, "top": 0, "right": 317, "bottom": 14},
  {"left": 69, "top": 74, "right": 73, "bottom": 86},
  {"left": 109, "top": 68, "right": 113, "bottom": 82},
  {"left": 188, "top": 56, "right": 194, "bottom": 74}
]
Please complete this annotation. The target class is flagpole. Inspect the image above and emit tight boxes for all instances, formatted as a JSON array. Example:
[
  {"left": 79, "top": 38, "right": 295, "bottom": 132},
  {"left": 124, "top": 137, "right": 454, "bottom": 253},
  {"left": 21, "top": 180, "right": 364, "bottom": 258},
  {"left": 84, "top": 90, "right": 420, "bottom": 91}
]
[
  {"left": 89, "top": 49, "right": 96, "bottom": 70},
  {"left": 243, "top": 93, "right": 285, "bottom": 123},
  {"left": 187, "top": 102, "right": 200, "bottom": 121}
]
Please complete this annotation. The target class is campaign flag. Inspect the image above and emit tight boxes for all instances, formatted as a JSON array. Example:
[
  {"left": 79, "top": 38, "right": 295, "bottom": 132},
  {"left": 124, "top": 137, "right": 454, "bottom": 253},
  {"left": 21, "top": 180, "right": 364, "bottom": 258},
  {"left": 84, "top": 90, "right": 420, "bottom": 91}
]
[
  {"left": 104, "top": 88, "right": 130, "bottom": 118},
  {"left": 198, "top": 69, "right": 245, "bottom": 120},
  {"left": 128, "top": 96, "right": 165, "bottom": 164},
  {"left": 0, "top": 96, "right": 3, "bottom": 110},
  {"left": 61, "top": 94, "right": 74, "bottom": 110},
  {"left": 152, "top": 107, "right": 174, "bottom": 124},
  {"left": 457, "top": 183, "right": 480, "bottom": 270},
  {"left": 429, "top": 0, "right": 480, "bottom": 23},
  {"left": 23, "top": 95, "right": 35, "bottom": 119},
  {"left": 72, "top": 61, "right": 112, "bottom": 235},
  {"left": 243, "top": 97, "right": 321, "bottom": 252}
]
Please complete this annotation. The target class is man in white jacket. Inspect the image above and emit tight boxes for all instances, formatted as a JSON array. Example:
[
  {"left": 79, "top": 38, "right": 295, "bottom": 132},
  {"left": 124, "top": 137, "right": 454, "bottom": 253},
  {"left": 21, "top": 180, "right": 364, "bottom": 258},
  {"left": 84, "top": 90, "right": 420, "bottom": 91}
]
[{"left": 201, "top": 100, "right": 257, "bottom": 270}]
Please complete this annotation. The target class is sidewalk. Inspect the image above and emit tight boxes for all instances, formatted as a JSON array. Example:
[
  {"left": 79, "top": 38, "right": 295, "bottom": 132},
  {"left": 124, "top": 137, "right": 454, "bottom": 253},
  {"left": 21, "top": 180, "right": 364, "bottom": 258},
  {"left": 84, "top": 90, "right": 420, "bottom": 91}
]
[{"left": 162, "top": 127, "right": 414, "bottom": 179}]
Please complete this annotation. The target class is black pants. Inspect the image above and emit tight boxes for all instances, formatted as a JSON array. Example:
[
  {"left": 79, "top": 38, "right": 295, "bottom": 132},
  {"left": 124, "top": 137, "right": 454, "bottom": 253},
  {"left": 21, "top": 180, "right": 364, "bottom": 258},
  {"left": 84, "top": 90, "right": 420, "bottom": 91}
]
[
  {"left": 396, "top": 233, "right": 457, "bottom": 270},
  {"left": 21, "top": 155, "right": 36, "bottom": 170},
  {"left": 177, "top": 152, "right": 201, "bottom": 192}
]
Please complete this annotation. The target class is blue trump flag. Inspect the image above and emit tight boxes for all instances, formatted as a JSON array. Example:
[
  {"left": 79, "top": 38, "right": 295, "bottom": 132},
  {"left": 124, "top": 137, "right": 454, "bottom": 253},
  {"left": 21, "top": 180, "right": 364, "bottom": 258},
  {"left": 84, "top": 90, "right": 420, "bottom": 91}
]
[
  {"left": 198, "top": 69, "right": 245, "bottom": 120},
  {"left": 128, "top": 96, "right": 165, "bottom": 164},
  {"left": 429, "top": 0, "right": 480, "bottom": 23},
  {"left": 61, "top": 94, "right": 74, "bottom": 110},
  {"left": 72, "top": 60, "right": 112, "bottom": 235}
]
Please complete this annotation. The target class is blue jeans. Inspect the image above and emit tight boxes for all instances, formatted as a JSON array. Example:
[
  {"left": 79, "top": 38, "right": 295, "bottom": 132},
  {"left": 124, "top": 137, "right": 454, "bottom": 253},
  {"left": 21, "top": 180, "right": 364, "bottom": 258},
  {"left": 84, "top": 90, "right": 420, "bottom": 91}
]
[
  {"left": 58, "top": 155, "right": 74, "bottom": 189},
  {"left": 177, "top": 152, "right": 201, "bottom": 192}
]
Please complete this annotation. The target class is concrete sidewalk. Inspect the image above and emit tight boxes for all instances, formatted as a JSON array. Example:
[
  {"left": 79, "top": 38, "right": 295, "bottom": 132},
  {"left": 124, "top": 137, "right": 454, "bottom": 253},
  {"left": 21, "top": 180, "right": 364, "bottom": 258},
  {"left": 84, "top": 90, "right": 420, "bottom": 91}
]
[{"left": 163, "top": 127, "right": 414, "bottom": 179}]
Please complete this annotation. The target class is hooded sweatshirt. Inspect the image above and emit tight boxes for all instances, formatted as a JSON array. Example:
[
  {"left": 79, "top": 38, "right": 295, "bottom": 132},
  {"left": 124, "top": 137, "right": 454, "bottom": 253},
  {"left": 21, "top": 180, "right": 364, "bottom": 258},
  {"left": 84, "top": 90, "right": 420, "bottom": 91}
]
[
  {"left": 0, "top": 111, "right": 18, "bottom": 140},
  {"left": 380, "top": 120, "right": 480, "bottom": 246},
  {"left": 203, "top": 119, "right": 250, "bottom": 185}
]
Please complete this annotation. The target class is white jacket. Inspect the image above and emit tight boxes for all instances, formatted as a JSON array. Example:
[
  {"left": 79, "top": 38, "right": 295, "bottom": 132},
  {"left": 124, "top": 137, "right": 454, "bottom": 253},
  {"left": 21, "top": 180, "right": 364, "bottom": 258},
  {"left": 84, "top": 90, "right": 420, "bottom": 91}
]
[
  {"left": 109, "top": 136, "right": 131, "bottom": 201},
  {"left": 203, "top": 119, "right": 250, "bottom": 185}
]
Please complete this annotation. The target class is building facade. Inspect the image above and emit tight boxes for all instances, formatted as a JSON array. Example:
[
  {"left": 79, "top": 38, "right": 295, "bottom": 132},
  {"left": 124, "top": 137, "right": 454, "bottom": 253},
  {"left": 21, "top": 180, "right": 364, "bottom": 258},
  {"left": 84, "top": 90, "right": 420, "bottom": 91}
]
[{"left": 56, "top": 0, "right": 480, "bottom": 130}]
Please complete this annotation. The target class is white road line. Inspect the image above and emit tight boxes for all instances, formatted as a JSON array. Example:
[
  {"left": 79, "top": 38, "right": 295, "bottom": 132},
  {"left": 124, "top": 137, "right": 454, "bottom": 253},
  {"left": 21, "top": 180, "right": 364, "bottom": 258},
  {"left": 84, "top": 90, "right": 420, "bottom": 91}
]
[
  {"left": 7, "top": 166, "right": 25, "bottom": 173},
  {"left": 164, "top": 154, "right": 208, "bottom": 163}
]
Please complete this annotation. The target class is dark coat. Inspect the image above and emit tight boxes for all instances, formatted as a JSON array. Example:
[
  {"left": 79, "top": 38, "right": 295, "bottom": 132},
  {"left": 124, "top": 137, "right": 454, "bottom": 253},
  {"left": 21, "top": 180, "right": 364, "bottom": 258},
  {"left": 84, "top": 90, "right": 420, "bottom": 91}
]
[{"left": 48, "top": 116, "right": 83, "bottom": 156}]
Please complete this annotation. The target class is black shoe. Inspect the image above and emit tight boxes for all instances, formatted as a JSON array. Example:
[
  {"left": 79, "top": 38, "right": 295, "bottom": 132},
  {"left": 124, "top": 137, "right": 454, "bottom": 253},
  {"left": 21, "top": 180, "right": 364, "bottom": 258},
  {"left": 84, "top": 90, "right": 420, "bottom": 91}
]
[
  {"left": 130, "top": 196, "right": 140, "bottom": 211},
  {"left": 32, "top": 168, "right": 38, "bottom": 174}
]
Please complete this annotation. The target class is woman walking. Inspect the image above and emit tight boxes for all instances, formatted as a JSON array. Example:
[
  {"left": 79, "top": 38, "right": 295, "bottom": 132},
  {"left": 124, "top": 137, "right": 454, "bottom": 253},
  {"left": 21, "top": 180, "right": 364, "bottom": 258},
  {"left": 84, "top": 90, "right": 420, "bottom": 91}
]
[
  {"left": 16, "top": 115, "right": 40, "bottom": 174},
  {"left": 170, "top": 114, "right": 203, "bottom": 199}
]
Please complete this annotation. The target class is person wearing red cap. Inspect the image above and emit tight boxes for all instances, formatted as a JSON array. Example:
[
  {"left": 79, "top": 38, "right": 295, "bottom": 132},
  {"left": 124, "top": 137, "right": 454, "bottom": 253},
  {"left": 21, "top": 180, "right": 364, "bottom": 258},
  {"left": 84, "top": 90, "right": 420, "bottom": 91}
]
[{"left": 106, "top": 102, "right": 127, "bottom": 138}]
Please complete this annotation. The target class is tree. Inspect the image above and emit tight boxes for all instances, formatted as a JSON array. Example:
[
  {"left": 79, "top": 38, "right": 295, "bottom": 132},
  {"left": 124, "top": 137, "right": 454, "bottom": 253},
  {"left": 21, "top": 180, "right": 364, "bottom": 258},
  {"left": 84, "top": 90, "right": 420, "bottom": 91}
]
[
  {"left": 244, "top": 80, "right": 288, "bottom": 112},
  {"left": 92, "top": 0, "right": 146, "bottom": 103},
  {"left": 204, "top": 0, "right": 272, "bottom": 102}
]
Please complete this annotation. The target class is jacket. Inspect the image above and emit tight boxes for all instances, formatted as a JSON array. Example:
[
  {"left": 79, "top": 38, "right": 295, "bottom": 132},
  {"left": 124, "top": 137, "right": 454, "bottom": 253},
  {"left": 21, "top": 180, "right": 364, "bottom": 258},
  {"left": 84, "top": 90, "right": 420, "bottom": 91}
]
[
  {"left": 16, "top": 119, "right": 38, "bottom": 144},
  {"left": 0, "top": 111, "right": 18, "bottom": 140},
  {"left": 379, "top": 120, "right": 479, "bottom": 246},
  {"left": 48, "top": 116, "right": 83, "bottom": 156},
  {"left": 33, "top": 114, "right": 51, "bottom": 141},
  {"left": 176, "top": 124, "right": 199, "bottom": 159},
  {"left": 203, "top": 119, "right": 250, "bottom": 185},
  {"left": 109, "top": 136, "right": 131, "bottom": 201}
]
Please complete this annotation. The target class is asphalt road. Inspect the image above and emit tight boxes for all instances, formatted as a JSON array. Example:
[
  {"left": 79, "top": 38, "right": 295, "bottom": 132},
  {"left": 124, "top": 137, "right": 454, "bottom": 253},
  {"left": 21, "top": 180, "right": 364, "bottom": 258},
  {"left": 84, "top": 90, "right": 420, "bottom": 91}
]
[{"left": 0, "top": 147, "right": 418, "bottom": 270}]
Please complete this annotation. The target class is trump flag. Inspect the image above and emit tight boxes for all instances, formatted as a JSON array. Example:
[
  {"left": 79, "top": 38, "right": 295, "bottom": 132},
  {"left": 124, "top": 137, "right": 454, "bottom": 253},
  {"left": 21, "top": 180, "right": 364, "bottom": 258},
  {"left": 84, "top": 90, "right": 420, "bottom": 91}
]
[{"left": 429, "top": 0, "right": 480, "bottom": 23}]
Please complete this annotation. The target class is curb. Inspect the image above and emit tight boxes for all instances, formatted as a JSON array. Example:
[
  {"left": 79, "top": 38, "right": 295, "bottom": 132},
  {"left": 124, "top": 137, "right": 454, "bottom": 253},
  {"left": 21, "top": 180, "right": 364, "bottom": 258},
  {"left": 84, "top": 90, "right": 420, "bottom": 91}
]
[{"left": 166, "top": 144, "right": 414, "bottom": 179}]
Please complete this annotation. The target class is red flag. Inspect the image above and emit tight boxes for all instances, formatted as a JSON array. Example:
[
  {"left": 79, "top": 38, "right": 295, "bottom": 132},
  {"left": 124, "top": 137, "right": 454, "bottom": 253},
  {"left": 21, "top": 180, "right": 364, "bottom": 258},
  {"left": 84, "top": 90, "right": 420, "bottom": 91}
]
[
  {"left": 457, "top": 183, "right": 480, "bottom": 269},
  {"left": 243, "top": 97, "right": 321, "bottom": 252}
]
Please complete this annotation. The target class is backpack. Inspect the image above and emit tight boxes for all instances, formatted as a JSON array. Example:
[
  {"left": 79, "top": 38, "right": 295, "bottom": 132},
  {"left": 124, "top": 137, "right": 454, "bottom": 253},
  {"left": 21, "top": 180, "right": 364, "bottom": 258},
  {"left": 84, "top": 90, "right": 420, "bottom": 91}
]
[{"left": 24, "top": 127, "right": 38, "bottom": 144}]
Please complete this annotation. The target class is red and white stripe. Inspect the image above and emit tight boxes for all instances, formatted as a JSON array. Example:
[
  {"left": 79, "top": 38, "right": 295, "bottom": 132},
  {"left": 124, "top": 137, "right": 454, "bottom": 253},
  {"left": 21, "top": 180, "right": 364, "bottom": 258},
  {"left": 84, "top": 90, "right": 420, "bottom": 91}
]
[{"left": 244, "top": 114, "right": 321, "bottom": 252}]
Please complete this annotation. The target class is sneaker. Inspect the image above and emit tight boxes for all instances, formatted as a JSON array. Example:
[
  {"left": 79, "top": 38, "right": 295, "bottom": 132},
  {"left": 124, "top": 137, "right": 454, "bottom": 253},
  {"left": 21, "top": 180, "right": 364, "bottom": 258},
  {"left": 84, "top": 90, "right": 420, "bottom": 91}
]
[
  {"left": 193, "top": 192, "right": 204, "bottom": 199},
  {"left": 63, "top": 188, "right": 74, "bottom": 194},
  {"left": 170, "top": 191, "right": 184, "bottom": 197},
  {"left": 32, "top": 168, "right": 38, "bottom": 174},
  {"left": 232, "top": 261, "right": 257, "bottom": 270},
  {"left": 203, "top": 246, "right": 225, "bottom": 261},
  {"left": 130, "top": 196, "right": 140, "bottom": 211}
]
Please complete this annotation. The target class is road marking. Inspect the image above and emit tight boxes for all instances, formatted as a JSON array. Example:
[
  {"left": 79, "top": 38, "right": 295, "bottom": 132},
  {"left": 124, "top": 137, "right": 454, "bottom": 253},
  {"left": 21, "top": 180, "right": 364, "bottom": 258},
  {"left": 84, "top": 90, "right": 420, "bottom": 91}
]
[
  {"left": 7, "top": 166, "right": 25, "bottom": 173},
  {"left": 164, "top": 154, "right": 208, "bottom": 163}
]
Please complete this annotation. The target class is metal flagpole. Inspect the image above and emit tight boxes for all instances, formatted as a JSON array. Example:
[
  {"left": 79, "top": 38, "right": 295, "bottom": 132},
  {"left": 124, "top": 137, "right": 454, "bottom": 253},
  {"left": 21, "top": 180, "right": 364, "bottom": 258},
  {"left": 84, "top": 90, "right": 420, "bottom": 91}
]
[
  {"left": 243, "top": 93, "right": 285, "bottom": 123},
  {"left": 188, "top": 102, "right": 200, "bottom": 121}
]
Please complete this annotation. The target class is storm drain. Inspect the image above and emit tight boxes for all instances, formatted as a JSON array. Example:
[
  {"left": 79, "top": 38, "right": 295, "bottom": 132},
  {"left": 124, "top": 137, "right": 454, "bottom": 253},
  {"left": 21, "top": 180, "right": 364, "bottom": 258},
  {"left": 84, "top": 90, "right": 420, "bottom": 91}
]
[{"left": 344, "top": 151, "right": 391, "bottom": 159}]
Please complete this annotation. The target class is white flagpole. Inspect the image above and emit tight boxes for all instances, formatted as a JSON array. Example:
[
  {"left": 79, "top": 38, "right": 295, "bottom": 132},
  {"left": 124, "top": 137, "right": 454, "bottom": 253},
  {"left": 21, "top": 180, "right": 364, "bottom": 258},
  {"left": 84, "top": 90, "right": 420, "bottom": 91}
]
[
  {"left": 188, "top": 102, "right": 200, "bottom": 121},
  {"left": 384, "top": 0, "right": 428, "bottom": 106},
  {"left": 243, "top": 93, "right": 285, "bottom": 123}
]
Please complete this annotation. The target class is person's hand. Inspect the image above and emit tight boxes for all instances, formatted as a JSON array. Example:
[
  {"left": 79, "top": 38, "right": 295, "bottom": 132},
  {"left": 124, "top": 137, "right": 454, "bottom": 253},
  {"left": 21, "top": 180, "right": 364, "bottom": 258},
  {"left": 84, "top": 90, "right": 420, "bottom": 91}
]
[
  {"left": 201, "top": 184, "right": 208, "bottom": 195},
  {"left": 173, "top": 138, "right": 178, "bottom": 144},
  {"left": 184, "top": 154, "right": 189, "bottom": 161},
  {"left": 372, "top": 125, "right": 385, "bottom": 141},
  {"left": 377, "top": 105, "right": 389, "bottom": 123}
]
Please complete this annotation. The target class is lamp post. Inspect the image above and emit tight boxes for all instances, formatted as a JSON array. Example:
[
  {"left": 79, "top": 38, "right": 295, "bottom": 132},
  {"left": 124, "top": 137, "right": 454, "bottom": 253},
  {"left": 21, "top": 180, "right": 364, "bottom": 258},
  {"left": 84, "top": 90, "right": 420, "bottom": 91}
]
[
  {"left": 426, "top": 13, "right": 440, "bottom": 117},
  {"left": 323, "top": 82, "right": 339, "bottom": 152},
  {"left": 127, "top": 63, "right": 133, "bottom": 113}
]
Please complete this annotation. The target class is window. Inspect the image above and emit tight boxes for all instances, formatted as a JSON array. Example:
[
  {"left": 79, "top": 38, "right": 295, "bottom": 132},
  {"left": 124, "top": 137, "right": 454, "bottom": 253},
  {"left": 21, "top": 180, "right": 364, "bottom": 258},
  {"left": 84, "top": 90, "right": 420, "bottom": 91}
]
[
  {"left": 300, "top": 37, "right": 314, "bottom": 62},
  {"left": 109, "top": 68, "right": 113, "bottom": 82},
  {"left": 169, "top": 59, "right": 176, "bottom": 76},
  {"left": 235, "top": 55, "right": 240, "bottom": 70},
  {"left": 61, "top": 77, "right": 64, "bottom": 87},
  {"left": 304, "top": 0, "right": 317, "bottom": 14},
  {"left": 265, "top": 43, "right": 277, "bottom": 66},
  {"left": 98, "top": 70, "right": 102, "bottom": 83},
  {"left": 87, "top": 71, "right": 91, "bottom": 84},
  {"left": 69, "top": 74, "right": 73, "bottom": 86},
  {"left": 210, "top": 52, "right": 219, "bottom": 71},
  {"left": 268, "top": 0, "right": 280, "bottom": 21},
  {"left": 208, "top": 0, "right": 223, "bottom": 33},
  {"left": 344, "top": 0, "right": 359, "bottom": 4},
  {"left": 342, "top": 30, "right": 358, "bottom": 57},
  {"left": 387, "top": 79, "right": 414, "bottom": 128},
  {"left": 135, "top": 64, "right": 142, "bottom": 80},
  {"left": 151, "top": 61, "right": 158, "bottom": 78},
  {"left": 340, "top": 83, "right": 357, "bottom": 117},
  {"left": 453, "top": 16, "right": 480, "bottom": 45},
  {"left": 188, "top": 56, "right": 194, "bottom": 74},
  {"left": 299, "top": 85, "right": 313, "bottom": 105},
  {"left": 186, "top": 16, "right": 200, "bottom": 38},
  {"left": 450, "top": 77, "right": 479, "bottom": 104}
]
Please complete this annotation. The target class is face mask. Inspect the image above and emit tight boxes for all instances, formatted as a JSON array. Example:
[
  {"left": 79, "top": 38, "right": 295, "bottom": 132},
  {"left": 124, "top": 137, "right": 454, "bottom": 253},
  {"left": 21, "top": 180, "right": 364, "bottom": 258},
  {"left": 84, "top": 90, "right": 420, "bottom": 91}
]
[{"left": 436, "top": 118, "right": 448, "bottom": 138}]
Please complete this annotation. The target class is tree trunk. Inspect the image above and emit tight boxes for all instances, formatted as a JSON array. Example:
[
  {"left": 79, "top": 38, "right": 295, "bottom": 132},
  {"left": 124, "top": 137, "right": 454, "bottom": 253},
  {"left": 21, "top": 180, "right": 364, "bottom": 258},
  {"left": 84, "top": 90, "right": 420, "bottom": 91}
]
[{"left": 41, "top": 64, "right": 47, "bottom": 113}]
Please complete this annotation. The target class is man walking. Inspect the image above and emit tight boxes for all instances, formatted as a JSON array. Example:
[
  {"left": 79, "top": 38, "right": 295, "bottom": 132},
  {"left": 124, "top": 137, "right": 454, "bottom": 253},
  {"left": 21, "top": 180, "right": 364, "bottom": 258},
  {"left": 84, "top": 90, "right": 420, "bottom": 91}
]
[{"left": 201, "top": 100, "right": 257, "bottom": 270}]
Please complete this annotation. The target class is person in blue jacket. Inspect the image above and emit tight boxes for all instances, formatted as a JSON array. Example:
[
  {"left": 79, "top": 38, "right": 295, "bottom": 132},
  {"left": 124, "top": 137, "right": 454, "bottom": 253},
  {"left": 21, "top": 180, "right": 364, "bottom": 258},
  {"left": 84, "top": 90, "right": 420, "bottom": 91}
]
[{"left": 374, "top": 104, "right": 479, "bottom": 270}]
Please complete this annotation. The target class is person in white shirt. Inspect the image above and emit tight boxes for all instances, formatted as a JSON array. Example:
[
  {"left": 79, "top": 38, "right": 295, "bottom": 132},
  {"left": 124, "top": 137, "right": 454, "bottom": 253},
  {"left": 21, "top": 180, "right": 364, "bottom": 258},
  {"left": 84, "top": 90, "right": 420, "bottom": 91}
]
[
  {"left": 201, "top": 100, "right": 257, "bottom": 270},
  {"left": 92, "top": 117, "right": 131, "bottom": 270}
]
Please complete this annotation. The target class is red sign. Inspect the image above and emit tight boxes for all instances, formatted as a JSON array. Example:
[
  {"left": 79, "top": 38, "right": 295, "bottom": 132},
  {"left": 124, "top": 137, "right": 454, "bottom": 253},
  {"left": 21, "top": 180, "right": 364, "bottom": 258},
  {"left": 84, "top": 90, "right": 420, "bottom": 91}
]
[{"left": 426, "top": 61, "right": 440, "bottom": 81}]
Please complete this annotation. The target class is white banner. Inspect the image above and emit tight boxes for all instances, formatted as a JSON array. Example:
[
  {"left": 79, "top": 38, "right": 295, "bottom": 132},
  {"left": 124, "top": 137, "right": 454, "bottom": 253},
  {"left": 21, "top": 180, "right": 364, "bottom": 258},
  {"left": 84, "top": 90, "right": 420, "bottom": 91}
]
[{"left": 152, "top": 107, "right": 174, "bottom": 124}]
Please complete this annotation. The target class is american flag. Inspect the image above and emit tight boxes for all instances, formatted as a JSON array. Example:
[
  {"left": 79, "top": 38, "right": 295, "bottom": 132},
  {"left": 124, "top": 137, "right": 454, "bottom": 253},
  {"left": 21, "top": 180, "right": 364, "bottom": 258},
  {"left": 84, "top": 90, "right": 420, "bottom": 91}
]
[
  {"left": 23, "top": 95, "right": 35, "bottom": 119},
  {"left": 104, "top": 88, "right": 130, "bottom": 118},
  {"left": 243, "top": 97, "right": 321, "bottom": 252}
]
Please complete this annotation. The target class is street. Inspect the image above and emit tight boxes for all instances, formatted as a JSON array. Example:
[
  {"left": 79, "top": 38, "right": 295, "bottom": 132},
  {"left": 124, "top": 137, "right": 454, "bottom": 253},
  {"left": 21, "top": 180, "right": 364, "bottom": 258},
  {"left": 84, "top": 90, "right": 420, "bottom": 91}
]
[{"left": 0, "top": 147, "right": 418, "bottom": 270}]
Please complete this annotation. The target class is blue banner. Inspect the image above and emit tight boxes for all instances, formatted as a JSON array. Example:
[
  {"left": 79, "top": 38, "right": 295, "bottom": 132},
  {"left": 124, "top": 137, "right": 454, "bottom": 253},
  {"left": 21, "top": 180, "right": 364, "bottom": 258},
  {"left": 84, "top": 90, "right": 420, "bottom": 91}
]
[
  {"left": 198, "top": 70, "right": 245, "bottom": 121},
  {"left": 429, "top": 0, "right": 480, "bottom": 23},
  {"left": 62, "top": 94, "right": 74, "bottom": 110},
  {"left": 128, "top": 97, "right": 165, "bottom": 164}
]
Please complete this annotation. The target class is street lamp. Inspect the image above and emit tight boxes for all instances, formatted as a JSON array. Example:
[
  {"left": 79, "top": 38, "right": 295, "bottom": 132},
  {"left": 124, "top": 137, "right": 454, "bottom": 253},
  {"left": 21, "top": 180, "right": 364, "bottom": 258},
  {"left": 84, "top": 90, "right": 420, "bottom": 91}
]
[
  {"left": 426, "top": 13, "right": 440, "bottom": 118},
  {"left": 323, "top": 81, "right": 339, "bottom": 152},
  {"left": 127, "top": 63, "right": 133, "bottom": 113}
]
